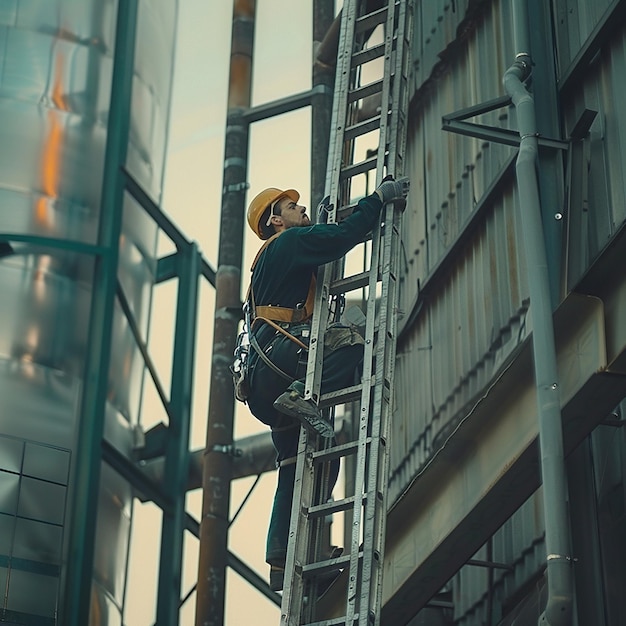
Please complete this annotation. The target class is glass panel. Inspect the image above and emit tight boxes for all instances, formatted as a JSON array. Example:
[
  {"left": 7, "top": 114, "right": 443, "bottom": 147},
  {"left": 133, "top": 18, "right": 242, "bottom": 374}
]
[
  {"left": 0, "top": 5, "right": 16, "bottom": 27},
  {"left": 13, "top": 518, "right": 62, "bottom": 566},
  {"left": 23, "top": 442, "right": 70, "bottom": 485},
  {"left": 93, "top": 464, "right": 132, "bottom": 604},
  {"left": 0, "top": 512, "right": 15, "bottom": 556},
  {"left": 0, "top": 470, "right": 20, "bottom": 515},
  {"left": 17, "top": 477, "right": 66, "bottom": 525},
  {"left": 0, "top": 436, "right": 23, "bottom": 473},
  {"left": 0, "top": 566, "right": 7, "bottom": 602},
  {"left": 91, "top": 581, "right": 123, "bottom": 626},
  {"left": 6, "top": 568, "right": 58, "bottom": 617}
]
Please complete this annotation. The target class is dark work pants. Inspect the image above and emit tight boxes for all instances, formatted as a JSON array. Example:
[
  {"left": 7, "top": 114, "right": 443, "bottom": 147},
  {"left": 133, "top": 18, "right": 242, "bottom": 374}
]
[{"left": 246, "top": 329, "right": 364, "bottom": 566}]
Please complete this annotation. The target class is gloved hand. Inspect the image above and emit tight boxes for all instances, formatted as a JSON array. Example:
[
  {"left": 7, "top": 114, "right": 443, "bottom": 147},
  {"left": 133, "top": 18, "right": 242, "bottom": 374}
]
[{"left": 374, "top": 175, "right": 410, "bottom": 204}]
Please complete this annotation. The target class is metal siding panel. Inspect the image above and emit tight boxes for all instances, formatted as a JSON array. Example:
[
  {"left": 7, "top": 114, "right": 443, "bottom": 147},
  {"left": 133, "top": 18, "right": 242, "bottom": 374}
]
[
  {"left": 555, "top": 0, "right": 617, "bottom": 72},
  {"left": 605, "top": 29, "right": 626, "bottom": 228},
  {"left": 389, "top": 0, "right": 626, "bottom": 618},
  {"left": 391, "top": 176, "right": 532, "bottom": 504},
  {"left": 564, "top": 24, "right": 626, "bottom": 288}
]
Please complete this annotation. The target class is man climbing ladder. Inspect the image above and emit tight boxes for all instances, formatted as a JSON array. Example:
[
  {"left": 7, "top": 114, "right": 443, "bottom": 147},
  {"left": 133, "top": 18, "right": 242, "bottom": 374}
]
[
  {"left": 279, "top": 0, "right": 414, "bottom": 624},
  {"left": 241, "top": 177, "right": 409, "bottom": 593}
]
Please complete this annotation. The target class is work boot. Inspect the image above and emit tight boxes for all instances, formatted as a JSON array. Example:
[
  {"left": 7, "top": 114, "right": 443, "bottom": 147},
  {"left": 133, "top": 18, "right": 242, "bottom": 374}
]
[{"left": 273, "top": 381, "right": 334, "bottom": 438}]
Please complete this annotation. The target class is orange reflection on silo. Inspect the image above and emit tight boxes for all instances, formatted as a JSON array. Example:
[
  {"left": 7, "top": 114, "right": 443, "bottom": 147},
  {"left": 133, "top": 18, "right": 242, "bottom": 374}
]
[{"left": 38, "top": 51, "right": 69, "bottom": 227}]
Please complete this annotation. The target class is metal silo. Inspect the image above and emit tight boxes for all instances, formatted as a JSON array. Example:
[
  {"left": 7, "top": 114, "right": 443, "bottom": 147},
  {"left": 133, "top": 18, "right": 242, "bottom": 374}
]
[{"left": 0, "top": 0, "right": 176, "bottom": 623}]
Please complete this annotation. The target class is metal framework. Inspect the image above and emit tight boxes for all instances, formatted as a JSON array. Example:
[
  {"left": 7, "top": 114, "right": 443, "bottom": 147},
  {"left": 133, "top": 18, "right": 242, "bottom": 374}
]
[
  {"left": 13, "top": 0, "right": 217, "bottom": 622},
  {"left": 35, "top": 1, "right": 338, "bottom": 624}
]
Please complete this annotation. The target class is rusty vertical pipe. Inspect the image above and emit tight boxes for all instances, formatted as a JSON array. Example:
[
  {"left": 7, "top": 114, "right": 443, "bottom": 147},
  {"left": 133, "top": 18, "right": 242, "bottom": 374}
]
[
  {"left": 195, "top": 1, "right": 255, "bottom": 625},
  {"left": 311, "top": 0, "right": 335, "bottom": 207}
]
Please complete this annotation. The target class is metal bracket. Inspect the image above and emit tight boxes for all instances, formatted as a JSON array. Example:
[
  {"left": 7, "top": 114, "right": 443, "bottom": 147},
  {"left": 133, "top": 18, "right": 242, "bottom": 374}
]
[
  {"left": 442, "top": 94, "right": 569, "bottom": 150},
  {"left": 133, "top": 422, "right": 168, "bottom": 461}
]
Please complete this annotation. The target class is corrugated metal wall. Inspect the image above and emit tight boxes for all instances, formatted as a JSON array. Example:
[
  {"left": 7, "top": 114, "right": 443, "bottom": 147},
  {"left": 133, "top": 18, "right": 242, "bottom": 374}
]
[
  {"left": 391, "top": 0, "right": 626, "bottom": 623},
  {"left": 562, "top": 19, "right": 626, "bottom": 289},
  {"left": 391, "top": 0, "right": 527, "bottom": 505}
]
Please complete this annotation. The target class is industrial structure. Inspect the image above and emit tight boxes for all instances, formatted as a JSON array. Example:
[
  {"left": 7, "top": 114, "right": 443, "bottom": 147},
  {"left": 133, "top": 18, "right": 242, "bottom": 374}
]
[{"left": 1, "top": 0, "right": 626, "bottom": 625}]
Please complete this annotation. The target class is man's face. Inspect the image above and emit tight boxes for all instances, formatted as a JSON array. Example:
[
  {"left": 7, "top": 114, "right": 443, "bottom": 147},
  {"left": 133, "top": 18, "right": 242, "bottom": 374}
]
[{"left": 274, "top": 196, "right": 310, "bottom": 229}]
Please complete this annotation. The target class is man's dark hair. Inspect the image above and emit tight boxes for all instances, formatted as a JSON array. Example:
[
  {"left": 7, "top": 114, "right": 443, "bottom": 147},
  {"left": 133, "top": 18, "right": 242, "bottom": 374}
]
[{"left": 259, "top": 201, "right": 283, "bottom": 239}]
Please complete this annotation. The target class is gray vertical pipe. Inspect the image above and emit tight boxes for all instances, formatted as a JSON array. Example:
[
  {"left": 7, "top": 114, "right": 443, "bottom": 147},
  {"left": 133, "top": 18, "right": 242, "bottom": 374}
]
[
  {"left": 311, "top": 0, "right": 335, "bottom": 207},
  {"left": 526, "top": 0, "right": 564, "bottom": 305},
  {"left": 195, "top": 1, "right": 255, "bottom": 625},
  {"left": 503, "top": 1, "right": 573, "bottom": 624}
]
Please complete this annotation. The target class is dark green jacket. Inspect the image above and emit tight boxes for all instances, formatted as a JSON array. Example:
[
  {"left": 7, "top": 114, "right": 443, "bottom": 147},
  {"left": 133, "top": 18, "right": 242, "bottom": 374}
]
[{"left": 251, "top": 193, "right": 383, "bottom": 324}]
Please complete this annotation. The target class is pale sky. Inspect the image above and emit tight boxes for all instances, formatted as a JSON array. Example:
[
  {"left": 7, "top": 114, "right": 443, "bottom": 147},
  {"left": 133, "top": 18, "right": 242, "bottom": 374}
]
[{"left": 124, "top": 1, "right": 329, "bottom": 624}]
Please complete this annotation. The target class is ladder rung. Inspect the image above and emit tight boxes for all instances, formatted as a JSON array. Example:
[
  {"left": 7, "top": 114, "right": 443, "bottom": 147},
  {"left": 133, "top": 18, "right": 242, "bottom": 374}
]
[
  {"left": 302, "top": 552, "right": 351, "bottom": 577},
  {"left": 345, "top": 114, "right": 382, "bottom": 142},
  {"left": 311, "top": 437, "right": 372, "bottom": 464},
  {"left": 319, "top": 380, "right": 367, "bottom": 407},
  {"left": 336, "top": 203, "right": 357, "bottom": 220},
  {"left": 340, "top": 155, "right": 378, "bottom": 181},
  {"left": 330, "top": 270, "right": 372, "bottom": 295},
  {"left": 348, "top": 79, "right": 383, "bottom": 103},
  {"left": 308, "top": 494, "right": 360, "bottom": 518},
  {"left": 352, "top": 43, "right": 385, "bottom": 67},
  {"left": 302, "top": 618, "right": 350, "bottom": 626},
  {"left": 355, "top": 6, "right": 388, "bottom": 33}
]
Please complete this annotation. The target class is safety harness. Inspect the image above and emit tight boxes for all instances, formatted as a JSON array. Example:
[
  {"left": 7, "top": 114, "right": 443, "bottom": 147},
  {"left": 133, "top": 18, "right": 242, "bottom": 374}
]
[
  {"left": 239, "top": 232, "right": 316, "bottom": 384},
  {"left": 248, "top": 232, "right": 316, "bottom": 351}
]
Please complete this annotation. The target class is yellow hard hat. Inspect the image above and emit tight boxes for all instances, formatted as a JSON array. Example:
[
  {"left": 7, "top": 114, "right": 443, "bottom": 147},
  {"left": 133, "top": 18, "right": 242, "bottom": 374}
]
[{"left": 247, "top": 187, "right": 300, "bottom": 239}]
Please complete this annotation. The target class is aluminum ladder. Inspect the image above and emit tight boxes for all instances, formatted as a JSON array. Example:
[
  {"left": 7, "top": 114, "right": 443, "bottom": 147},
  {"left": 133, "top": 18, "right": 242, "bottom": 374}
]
[{"left": 280, "top": 1, "right": 413, "bottom": 624}]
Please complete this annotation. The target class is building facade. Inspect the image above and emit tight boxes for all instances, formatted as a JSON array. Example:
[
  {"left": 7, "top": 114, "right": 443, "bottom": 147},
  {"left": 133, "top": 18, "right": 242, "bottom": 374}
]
[{"left": 375, "top": 0, "right": 626, "bottom": 623}]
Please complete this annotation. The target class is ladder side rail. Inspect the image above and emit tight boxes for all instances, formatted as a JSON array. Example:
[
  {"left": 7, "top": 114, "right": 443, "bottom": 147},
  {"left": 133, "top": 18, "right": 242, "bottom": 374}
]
[
  {"left": 281, "top": 427, "right": 314, "bottom": 626},
  {"left": 360, "top": 3, "right": 414, "bottom": 621},
  {"left": 282, "top": 0, "right": 361, "bottom": 622},
  {"left": 360, "top": 204, "right": 401, "bottom": 624},
  {"left": 344, "top": 214, "right": 383, "bottom": 624},
  {"left": 373, "top": 0, "right": 399, "bottom": 185},
  {"left": 305, "top": 0, "right": 359, "bottom": 404},
  {"left": 346, "top": 0, "right": 403, "bottom": 621},
  {"left": 387, "top": 0, "right": 412, "bottom": 179}
]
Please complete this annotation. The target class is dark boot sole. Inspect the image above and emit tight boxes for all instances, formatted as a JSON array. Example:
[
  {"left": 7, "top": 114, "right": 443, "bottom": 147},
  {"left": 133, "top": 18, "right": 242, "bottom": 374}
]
[{"left": 273, "top": 391, "right": 334, "bottom": 438}]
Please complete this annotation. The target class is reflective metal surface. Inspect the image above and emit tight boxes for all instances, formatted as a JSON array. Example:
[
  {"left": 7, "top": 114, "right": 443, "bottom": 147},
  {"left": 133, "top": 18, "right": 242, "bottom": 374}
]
[{"left": 0, "top": 0, "right": 175, "bottom": 623}]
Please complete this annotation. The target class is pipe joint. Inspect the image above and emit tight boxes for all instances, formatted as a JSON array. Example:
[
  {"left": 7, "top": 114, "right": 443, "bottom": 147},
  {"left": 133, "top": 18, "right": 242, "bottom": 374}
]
[
  {"left": 211, "top": 444, "right": 243, "bottom": 458},
  {"left": 546, "top": 553, "right": 573, "bottom": 562}
]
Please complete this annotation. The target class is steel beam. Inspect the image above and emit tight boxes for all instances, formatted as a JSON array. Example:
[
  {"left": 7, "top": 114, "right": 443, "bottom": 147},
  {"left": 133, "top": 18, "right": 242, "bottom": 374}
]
[
  {"left": 156, "top": 243, "right": 199, "bottom": 625},
  {"left": 123, "top": 168, "right": 217, "bottom": 287},
  {"left": 63, "top": 1, "right": 137, "bottom": 623},
  {"left": 241, "top": 85, "right": 332, "bottom": 125}
]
